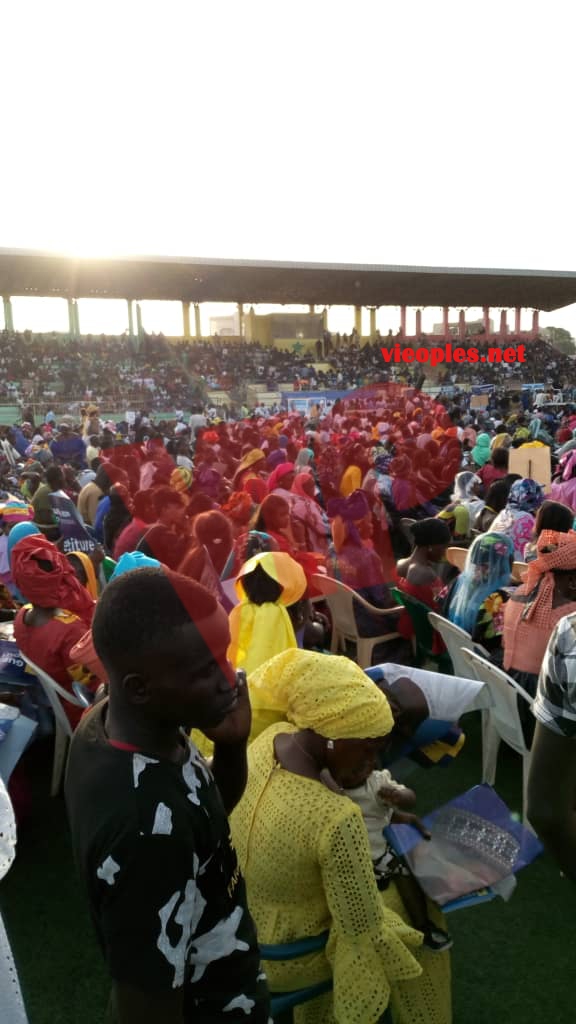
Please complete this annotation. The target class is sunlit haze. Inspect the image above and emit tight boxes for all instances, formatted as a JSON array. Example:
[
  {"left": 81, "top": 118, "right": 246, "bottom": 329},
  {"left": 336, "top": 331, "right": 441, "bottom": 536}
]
[{"left": 3, "top": 1, "right": 576, "bottom": 336}]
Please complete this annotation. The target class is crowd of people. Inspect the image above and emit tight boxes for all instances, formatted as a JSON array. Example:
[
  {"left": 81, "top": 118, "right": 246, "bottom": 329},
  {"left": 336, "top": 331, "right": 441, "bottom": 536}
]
[
  {"left": 3, "top": 364, "right": 576, "bottom": 1023},
  {"left": 1, "top": 329, "right": 574, "bottom": 422}
]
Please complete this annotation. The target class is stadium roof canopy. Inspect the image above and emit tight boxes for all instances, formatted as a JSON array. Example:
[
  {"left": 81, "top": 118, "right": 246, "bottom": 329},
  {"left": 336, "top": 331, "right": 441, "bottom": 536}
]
[{"left": 1, "top": 249, "right": 576, "bottom": 311}]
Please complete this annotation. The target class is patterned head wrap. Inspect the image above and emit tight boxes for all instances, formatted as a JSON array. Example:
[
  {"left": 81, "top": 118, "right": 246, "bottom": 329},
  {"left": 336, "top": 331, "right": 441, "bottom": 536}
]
[
  {"left": 0, "top": 501, "right": 34, "bottom": 527},
  {"left": 520, "top": 529, "right": 576, "bottom": 627},
  {"left": 507, "top": 478, "right": 544, "bottom": 514},
  {"left": 248, "top": 648, "right": 393, "bottom": 740},
  {"left": 221, "top": 491, "right": 253, "bottom": 524}
]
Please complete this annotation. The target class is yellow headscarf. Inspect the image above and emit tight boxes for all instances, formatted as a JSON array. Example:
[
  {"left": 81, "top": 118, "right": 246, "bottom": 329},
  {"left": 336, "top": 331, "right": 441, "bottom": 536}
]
[
  {"left": 70, "top": 551, "right": 99, "bottom": 599},
  {"left": 248, "top": 648, "right": 393, "bottom": 740},
  {"left": 228, "top": 551, "right": 307, "bottom": 676}
]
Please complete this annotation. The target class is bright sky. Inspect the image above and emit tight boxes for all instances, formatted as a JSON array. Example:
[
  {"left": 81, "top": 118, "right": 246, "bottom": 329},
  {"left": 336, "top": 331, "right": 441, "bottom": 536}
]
[{"left": 3, "top": 1, "right": 576, "bottom": 336}]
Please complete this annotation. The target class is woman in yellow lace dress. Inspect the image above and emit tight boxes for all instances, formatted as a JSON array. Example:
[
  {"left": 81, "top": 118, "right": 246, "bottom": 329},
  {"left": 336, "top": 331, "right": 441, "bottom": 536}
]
[{"left": 230, "top": 650, "right": 451, "bottom": 1024}]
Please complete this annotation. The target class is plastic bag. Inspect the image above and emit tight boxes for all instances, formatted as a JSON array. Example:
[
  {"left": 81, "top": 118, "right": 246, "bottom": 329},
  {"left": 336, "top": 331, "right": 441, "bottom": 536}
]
[
  {"left": 0, "top": 703, "right": 19, "bottom": 744},
  {"left": 387, "top": 784, "right": 543, "bottom": 906}
]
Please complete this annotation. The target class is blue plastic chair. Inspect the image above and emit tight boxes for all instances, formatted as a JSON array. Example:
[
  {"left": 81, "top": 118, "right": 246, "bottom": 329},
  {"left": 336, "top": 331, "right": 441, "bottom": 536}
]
[
  {"left": 259, "top": 931, "right": 332, "bottom": 1017},
  {"left": 260, "top": 930, "right": 393, "bottom": 1021}
]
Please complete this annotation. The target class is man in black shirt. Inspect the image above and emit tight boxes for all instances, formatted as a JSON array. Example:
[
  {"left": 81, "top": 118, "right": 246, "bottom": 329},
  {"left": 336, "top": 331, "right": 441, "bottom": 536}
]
[{"left": 65, "top": 568, "right": 270, "bottom": 1023}]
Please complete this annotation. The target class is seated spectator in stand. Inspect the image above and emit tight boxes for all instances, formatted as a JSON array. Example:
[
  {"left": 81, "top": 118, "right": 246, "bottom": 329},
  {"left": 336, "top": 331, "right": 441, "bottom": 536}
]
[
  {"left": 221, "top": 530, "right": 279, "bottom": 582},
  {"left": 103, "top": 484, "right": 133, "bottom": 556},
  {"left": 523, "top": 500, "right": 574, "bottom": 563},
  {"left": 444, "top": 533, "right": 515, "bottom": 661},
  {"left": 50, "top": 424, "right": 87, "bottom": 467},
  {"left": 503, "top": 530, "right": 576, "bottom": 743},
  {"left": 231, "top": 649, "right": 449, "bottom": 1024},
  {"left": 471, "top": 432, "right": 491, "bottom": 470},
  {"left": 327, "top": 489, "right": 400, "bottom": 637},
  {"left": 437, "top": 471, "right": 483, "bottom": 543},
  {"left": 32, "top": 465, "right": 68, "bottom": 541},
  {"left": 474, "top": 479, "right": 511, "bottom": 533},
  {"left": 550, "top": 450, "right": 576, "bottom": 513},
  {"left": 113, "top": 489, "right": 155, "bottom": 560},
  {"left": 221, "top": 491, "right": 254, "bottom": 539},
  {"left": 233, "top": 448, "right": 267, "bottom": 503},
  {"left": 12, "top": 534, "right": 96, "bottom": 727},
  {"left": 477, "top": 447, "right": 509, "bottom": 490},
  {"left": 179, "top": 511, "right": 234, "bottom": 608},
  {"left": 253, "top": 495, "right": 300, "bottom": 554},
  {"left": 137, "top": 486, "right": 191, "bottom": 570},
  {"left": 291, "top": 472, "right": 330, "bottom": 554},
  {"left": 77, "top": 464, "right": 110, "bottom": 526},
  {"left": 228, "top": 551, "right": 307, "bottom": 677},
  {"left": 490, "top": 477, "right": 544, "bottom": 560},
  {"left": 396, "top": 519, "right": 451, "bottom": 641}
]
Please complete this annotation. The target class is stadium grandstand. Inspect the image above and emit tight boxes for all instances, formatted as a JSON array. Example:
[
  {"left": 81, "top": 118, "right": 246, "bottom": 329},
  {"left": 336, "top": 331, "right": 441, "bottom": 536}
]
[{"left": 1, "top": 250, "right": 576, "bottom": 423}]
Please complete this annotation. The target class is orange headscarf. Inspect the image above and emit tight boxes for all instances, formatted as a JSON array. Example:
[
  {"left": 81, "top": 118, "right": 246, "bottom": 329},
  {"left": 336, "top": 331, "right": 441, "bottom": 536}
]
[{"left": 521, "top": 529, "right": 576, "bottom": 627}]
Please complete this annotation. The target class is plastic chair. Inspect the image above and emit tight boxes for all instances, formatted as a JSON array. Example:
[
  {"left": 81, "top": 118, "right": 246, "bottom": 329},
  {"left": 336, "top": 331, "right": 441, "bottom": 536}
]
[
  {"left": 512, "top": 561, "right": 528, "bottom": 582},
  {"left": 446, "top": 546, "right": 467, "bottom": 572},
  {"left": 460, "top": 648, "right": 533, "bottom": 823},
  {"left": 389, "top": 587, "right": 451, "bottom": 671},
  {"left": 428, "top": 612, "right": 489, "bottom": 678},
  {"left": 260, "top": 931, "right": 331, "bottom": 1018},
  {"left": 20, "top": 656, "right": 83, "bottom": 796},
  {"left": 311, "top": 574, "right": 402, "bottom": 668},
  {"left": 261, "top": 931, "right": 393, "bottom": 1022}
]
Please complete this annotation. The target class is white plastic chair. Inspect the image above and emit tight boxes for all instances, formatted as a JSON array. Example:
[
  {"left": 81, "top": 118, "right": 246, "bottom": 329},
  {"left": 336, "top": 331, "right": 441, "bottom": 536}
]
[
  {"left": 21, "top": 656, "right": 83, "bottom": 796},
  {"left": 428, "top": 612, "right": 489, "bottom": 678},
  {"left": 446, "top": 546, "right": 467, "bottom": 572},
  {"left": 460, "top": 648, "right": 534, "bottom": 824},
  {"left": 311, "top": 573, "right": 401, "bottom": 668},
  {"left": 512, "top": 561, "right": 528, "bottom": 582}
]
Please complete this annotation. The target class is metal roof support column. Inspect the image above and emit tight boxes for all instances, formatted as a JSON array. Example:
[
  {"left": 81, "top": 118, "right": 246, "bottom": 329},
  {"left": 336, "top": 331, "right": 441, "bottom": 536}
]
[
  {"left": 67, "top": 298, "right": 76, "bottom": 340},
  {"left": 74, "top": 300, "right": 81, "bottom": 339},
  {"left": 136, "top": 303, "right": 144, "bottom": 342},
  {"left": 248, "top": 306, "right": 256, "bottom": 342},
  {"left": 194, "top": 303, "right": 202, "bottom": 341},
  {"left": 458, "top": 309, "right": 466, "bottom": 341},
  {"left": 321, "top": 307, "right": 328, "bottom": 330},
  {"left": 127, "top": 299, "right": 134, "bottom": 338},
  {"left": 237, "top": 303, "right": 244, "bottom": 340},
  {"left": 415, "top": 309, "right": 422, "bottom": 338},
  {"left": 400, "top": 305, "right": 407, "bottom": 340},
  {"left": 499, "top": 310, "right": 508, "bottom": 339},
  {"left": 514, "top": 307, "right": 521, "bottom": 335},
  {"left": 532, "top": 309, "right": 539, "bottom": 339},
  {"left": 483, "top": 305, "right": 490, "bottom": 337},
  {"left": 369, "top": 306, "right": 377, "bottom": 340},
  {"left": 182, "top": 301, "right": 191, "bottom": 340},
  {"left": 354, "top": 305, "right": 362, "bottom": 336},
  {"left": 442, "top": 306, "right": 450, "bottom": 341},
  {"left": 3, "top": 296, "right": 14, "bottom": 333}
]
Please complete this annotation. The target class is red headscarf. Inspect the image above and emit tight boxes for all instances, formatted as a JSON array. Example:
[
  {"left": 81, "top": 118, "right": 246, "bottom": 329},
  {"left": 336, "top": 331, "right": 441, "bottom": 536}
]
[
  {"left": 267, "top": 462, "right": 295, "bottom": 493},
  {"left": 11, "top": 535, "right": 95, "bottom": 627}
]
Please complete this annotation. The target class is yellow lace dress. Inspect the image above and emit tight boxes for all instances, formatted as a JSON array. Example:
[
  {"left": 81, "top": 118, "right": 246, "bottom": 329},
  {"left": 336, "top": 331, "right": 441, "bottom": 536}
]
[{"left": 231, "top": 723, "right": 451, "bottom": 1024}]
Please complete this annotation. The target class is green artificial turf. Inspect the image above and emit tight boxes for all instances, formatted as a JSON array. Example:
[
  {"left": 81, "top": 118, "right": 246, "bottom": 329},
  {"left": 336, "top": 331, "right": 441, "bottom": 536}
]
[{"left": 1, "top": 719, "right": 575, "bottom": 1023}]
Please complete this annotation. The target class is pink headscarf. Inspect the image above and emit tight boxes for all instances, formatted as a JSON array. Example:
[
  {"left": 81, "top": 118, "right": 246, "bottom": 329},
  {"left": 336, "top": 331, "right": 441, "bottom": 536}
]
[
  {"left": 267, "top": 462, "right": 295, "bottom": 494},
  {"left": 292, "top": 472, "right": 314, "bottom": 499}
]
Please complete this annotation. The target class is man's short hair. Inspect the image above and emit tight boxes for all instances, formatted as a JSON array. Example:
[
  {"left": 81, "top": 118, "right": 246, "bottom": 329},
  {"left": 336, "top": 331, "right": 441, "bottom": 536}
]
[{"left": 92, "top": 568, "right": 218, "bottom": 680}]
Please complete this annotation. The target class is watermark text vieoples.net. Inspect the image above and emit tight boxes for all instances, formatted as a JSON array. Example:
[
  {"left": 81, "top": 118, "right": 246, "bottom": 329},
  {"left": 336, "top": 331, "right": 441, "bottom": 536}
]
[{"left": 380, "top": 343, "right": 526, "bottom": 367}]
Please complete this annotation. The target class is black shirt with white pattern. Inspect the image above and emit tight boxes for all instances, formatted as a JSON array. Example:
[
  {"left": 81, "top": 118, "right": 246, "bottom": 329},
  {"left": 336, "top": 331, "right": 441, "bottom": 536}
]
[{"left": 65, "top": 701, "right": 270, "bottom": 1022}]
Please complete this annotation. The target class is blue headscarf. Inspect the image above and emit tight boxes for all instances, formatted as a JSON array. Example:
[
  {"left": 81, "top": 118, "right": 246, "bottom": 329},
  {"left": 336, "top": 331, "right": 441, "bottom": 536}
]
[
  {"left": 447, "top": 532, "right": 515, "bottom": 635},
  {"left": 7, "top": 522, "right": 41, "bottom": 602},
  {"left": 110, "top": 551, "right": 161, "bottom": 581},
  {"left": 7, "top": 522, "right": 41, "bottom": 567}
]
